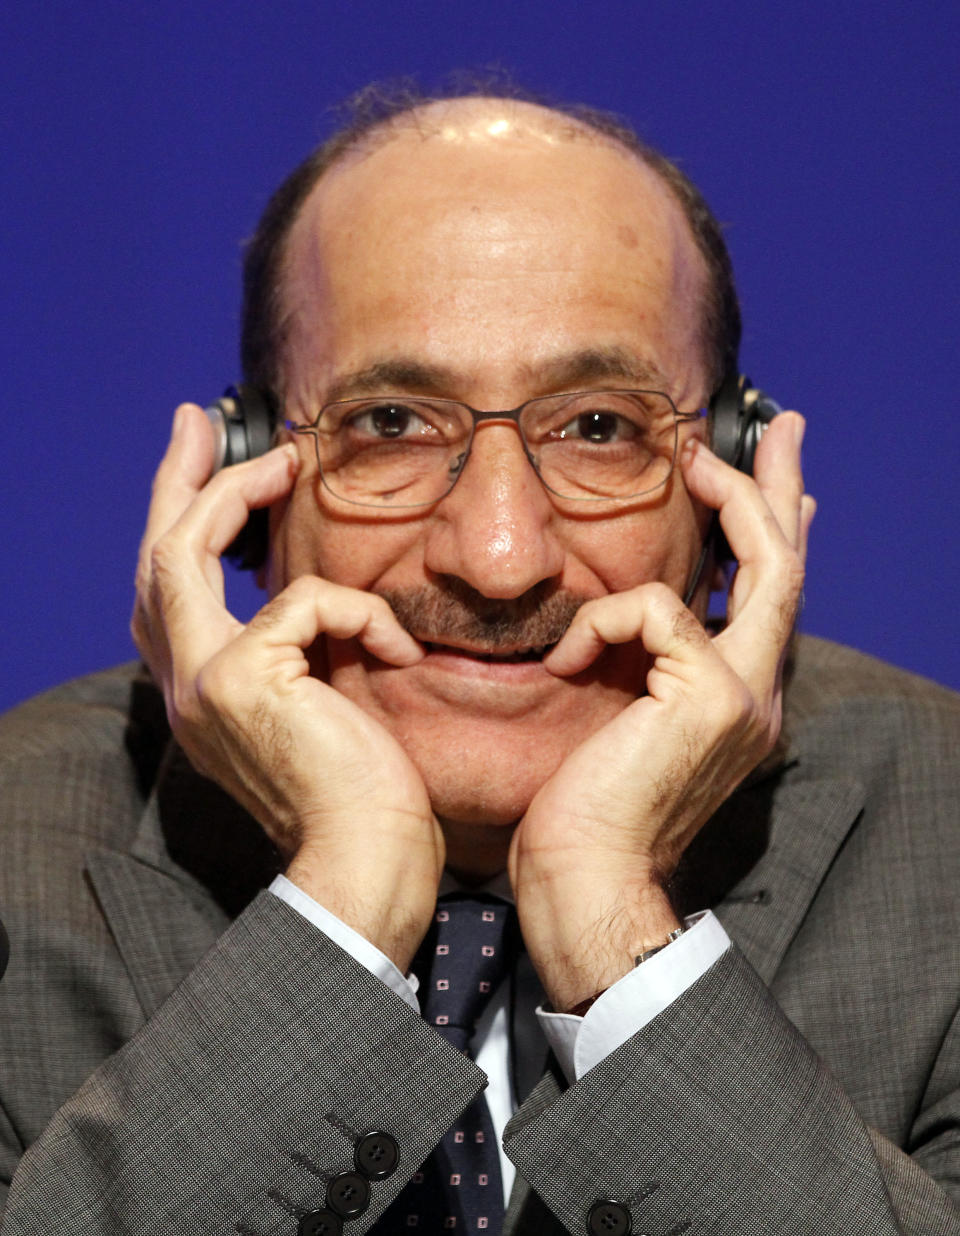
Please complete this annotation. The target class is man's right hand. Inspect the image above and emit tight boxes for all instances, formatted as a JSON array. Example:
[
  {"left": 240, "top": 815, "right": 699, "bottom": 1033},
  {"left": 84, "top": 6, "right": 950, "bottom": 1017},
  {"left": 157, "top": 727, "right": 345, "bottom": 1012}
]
[{"left": 131, "top": 403, "right": 444, "bottom": 971}]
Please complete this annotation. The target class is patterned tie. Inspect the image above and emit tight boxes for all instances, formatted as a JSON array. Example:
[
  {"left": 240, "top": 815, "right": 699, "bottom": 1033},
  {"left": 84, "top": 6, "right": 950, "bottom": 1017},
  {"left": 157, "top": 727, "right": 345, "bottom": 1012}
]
[{"left": 372, "top": 895, "right": 517, "bottom": 1234}]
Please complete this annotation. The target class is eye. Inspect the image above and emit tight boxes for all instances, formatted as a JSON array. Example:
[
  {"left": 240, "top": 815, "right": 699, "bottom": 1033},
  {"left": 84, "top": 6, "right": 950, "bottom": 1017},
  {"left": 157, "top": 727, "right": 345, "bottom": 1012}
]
[
  {"left": 348, "top": 402, "right": 430, "bottom": 439},
  {"left": 557, "top": 409, "right": 640, "bottom": 444}
]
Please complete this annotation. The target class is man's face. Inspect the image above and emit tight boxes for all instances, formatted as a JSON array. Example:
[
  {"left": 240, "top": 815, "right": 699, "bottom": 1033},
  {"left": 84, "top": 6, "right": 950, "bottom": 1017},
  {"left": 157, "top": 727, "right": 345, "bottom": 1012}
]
[{"left": 267, "top": 103, "right": 710, "bottom": 861}]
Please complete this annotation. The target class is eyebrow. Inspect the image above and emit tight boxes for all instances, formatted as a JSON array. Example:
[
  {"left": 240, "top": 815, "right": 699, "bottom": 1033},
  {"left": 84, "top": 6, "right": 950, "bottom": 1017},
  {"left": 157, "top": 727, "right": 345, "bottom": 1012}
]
[
  {"left": 323, "top": 347, "right": 671, "bottom": 405},
  {"left": 325, "top": 361, "right": 455, "bottom": 403},
  {"left": 522, "top": 347, "right": 669, "bottom": 393}
]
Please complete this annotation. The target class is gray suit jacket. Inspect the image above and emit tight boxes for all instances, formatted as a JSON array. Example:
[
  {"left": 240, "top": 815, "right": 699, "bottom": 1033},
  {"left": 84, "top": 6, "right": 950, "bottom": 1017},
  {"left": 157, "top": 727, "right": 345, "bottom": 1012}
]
[{"left": 0, "top": 637, "right": 958, "bottom": 1234}]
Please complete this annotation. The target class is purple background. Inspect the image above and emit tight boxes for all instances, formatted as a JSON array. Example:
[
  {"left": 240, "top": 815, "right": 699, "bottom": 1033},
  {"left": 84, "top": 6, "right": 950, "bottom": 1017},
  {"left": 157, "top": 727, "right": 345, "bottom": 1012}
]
[{"left": 3, "top": 0, "right": 958, "bottom": 714}]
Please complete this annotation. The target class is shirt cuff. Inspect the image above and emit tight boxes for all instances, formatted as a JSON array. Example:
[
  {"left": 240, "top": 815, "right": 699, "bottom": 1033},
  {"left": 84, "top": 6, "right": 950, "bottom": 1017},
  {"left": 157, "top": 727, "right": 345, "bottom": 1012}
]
[
  {"left": 269, "top": 874, "right": 419, "bottom": 1011},
  {"left": 537, "top": 910, "right": 730, "bottom": 1082}
]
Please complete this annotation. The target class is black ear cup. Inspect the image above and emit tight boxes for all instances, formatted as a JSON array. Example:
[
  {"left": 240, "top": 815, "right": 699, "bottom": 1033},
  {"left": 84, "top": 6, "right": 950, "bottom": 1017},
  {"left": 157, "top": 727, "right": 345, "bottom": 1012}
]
[
  {"left": 204, "top": 385, "right": 278, "bottom": 569},
  {"left": 705, "top": 373, "right": 784, "bottom": 566},
  {"left": 204, "top": 384, "right": 277, "bottom": 469},
  {"left": 708, "top": 373, "right": 782, "bottom": 475}
]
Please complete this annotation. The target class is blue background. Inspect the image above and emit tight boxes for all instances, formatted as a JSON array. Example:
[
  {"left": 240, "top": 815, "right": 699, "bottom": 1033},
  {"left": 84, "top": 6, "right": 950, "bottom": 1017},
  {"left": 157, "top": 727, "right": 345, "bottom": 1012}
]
[{"left": 3, "top": 0, "right": 958, "bottom": 713}]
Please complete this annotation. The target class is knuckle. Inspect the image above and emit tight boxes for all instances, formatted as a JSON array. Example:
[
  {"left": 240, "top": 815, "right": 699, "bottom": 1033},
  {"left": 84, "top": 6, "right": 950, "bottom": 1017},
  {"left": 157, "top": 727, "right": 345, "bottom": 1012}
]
[
  {"left": 129, "top": 605, "right": 148, "bottom": 654},
  {"left": 771, "top": 549, "right": 806, "bottom": 628},
  {"left": 133, "top": 554, "right": 152, "bottom": 599},
  {"left": 780, "top": 545, "right": 806, "bottom": 591},
  {"left": 148, "top": 534, "right": 183, "bottom": 589},
  {"left": 370, "top": 591, "right": 396, "bottom": 620},
  {"left": 249, "top": 595, "right": 288, "bottom": 633},
  {"left": 644, "top": 581, "right": 677, "bottom": 608},
  {"left": 169, "top": 675, "right": 203, "bottom": 730},
  {"left": 267, "top": 573, "right": 321, "bottom": 615},
  {"left": 715, "top": 677, "right": 755, "bottom": 735},
  {"left": 253, "top": 576, "right": 316, "bottom": 631},
  {"left": 194, "top": 655, "right": 235, "bottom": 711},
  {"left": 671, "top": 606, "right": 707, "bottom": 646}
]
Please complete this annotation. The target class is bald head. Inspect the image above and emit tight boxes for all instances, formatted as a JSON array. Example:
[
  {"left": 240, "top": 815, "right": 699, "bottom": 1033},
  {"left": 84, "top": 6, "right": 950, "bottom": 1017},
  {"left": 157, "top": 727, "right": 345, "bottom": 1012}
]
[
  {"left": 241, "top": 86, "right": 740, "bottom": 400},
  {"left": 330, "top": 94, "right": 637, "bottom": 160}
]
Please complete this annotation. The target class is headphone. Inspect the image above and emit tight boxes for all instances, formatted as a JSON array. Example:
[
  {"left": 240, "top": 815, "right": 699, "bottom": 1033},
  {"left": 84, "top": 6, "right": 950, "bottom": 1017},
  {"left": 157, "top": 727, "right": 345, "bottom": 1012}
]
[{"left": 205, "top": 375, "right": 783, "bottom": 570}]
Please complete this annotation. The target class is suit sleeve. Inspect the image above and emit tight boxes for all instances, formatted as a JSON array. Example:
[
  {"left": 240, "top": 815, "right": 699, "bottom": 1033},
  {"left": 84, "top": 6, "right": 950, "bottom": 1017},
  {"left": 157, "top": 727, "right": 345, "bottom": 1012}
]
[
  {"left": 1, "top": 892, "right": 485, "bottom": 1235},
  {"left": 504, "top": 946, "right": 960, "bottom": 1236}
]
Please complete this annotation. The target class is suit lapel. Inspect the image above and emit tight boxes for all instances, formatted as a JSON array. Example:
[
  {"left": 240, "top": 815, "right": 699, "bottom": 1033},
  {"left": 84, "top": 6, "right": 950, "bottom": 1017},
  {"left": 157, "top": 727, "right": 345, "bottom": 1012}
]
[
  {"left": 715, "top": 771, "right": 865, "bottom": 983},
  {"left": 85, "top": 845, "right": 229, "bottom": 1019},
  {"left": 85, "top": 739, "right": 278, "bottom": 1020}
]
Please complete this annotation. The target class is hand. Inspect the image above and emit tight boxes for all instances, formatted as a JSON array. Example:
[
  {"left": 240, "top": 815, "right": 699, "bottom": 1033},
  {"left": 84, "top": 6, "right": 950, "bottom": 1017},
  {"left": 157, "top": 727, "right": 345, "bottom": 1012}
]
[
  {"left": 508, "top": 412, "right": 814, "bottom": 1011},
  {"left": 131, "top": 403, "right": 444, "bottom": 969}
]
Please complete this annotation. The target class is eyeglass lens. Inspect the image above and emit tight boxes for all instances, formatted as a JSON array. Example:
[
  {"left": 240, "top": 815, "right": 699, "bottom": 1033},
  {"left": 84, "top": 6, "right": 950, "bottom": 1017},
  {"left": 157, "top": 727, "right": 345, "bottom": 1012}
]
[{"left": 299, "top": 390, "right": 681, "bottom": 507}]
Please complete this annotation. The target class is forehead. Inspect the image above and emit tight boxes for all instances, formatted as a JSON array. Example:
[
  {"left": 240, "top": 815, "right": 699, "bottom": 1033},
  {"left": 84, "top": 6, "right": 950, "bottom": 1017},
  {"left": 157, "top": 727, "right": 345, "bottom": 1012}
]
[{"left": 280, "top": 102, "right": 708, "bottom": 404}]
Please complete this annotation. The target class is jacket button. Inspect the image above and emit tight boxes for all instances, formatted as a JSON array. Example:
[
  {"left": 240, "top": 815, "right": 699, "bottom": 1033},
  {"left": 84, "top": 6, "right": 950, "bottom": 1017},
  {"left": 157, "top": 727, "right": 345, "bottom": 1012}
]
[
  {"left": 297, "top": 1209, "right": 343, "bottom": 1236},
  {"left": 354, "top": 1130, "right": 400, "bottom": 1180},
  {"left": 587, "top": 1199, "right": 632, "bottom": 1235},
  {"left": 326, "top": 1170, "right": 371, "bottom": 1218}
]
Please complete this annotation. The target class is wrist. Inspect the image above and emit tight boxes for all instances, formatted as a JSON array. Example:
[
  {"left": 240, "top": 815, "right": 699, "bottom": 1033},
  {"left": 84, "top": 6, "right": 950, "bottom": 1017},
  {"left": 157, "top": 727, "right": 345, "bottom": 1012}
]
[
  {"left": 563, "top": 923, "right": 689, "bottom": 1016},
  {"left": 285, "top": 846, "right": 438, "bottom": 973},
  {"left": 517, "top": 871, "right": 681, "bottom": 1013}
]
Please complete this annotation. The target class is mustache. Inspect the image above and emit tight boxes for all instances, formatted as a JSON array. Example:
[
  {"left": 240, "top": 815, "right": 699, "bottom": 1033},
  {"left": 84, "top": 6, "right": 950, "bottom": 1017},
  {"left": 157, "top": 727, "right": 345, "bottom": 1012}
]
[{"left": 376, "top": 579, "right": 587, "bottom": 650}]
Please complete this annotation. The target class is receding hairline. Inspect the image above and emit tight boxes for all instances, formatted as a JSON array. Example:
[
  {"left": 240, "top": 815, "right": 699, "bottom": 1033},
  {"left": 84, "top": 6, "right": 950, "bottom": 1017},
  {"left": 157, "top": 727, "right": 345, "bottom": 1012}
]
[
  {"left": 241, "top": 85, "right": 741, "bottom": 403},
  {"left": 278, "top": 95, "right": 711, "bottom": 382},
  {"left": 316, "top": 94, "right": 655, "bottom": 171}
]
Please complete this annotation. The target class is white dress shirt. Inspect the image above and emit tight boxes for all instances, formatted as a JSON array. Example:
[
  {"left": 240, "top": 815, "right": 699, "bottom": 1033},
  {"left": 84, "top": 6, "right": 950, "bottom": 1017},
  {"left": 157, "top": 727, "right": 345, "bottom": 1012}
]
[{"left": 270, "top": 874, "right": 729, "bottom": 1200}]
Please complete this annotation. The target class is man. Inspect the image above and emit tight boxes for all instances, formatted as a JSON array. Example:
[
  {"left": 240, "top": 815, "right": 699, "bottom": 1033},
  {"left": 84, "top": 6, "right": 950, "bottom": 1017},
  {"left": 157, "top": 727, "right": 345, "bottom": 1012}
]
[{"left": 1, "top": 88, "right": 958, "bottom": 1235}]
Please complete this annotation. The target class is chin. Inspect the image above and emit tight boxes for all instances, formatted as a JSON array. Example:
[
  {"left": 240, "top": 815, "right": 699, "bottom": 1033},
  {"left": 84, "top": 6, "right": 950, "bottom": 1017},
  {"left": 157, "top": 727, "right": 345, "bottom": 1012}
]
[
  {"left": 414, "top": 749, "right": 552, "bottom": 830},
  {"left": 327, "top": 642, "right": 643, "bottom": 837},
  {"left": 408, "top": 737, "right": 564, "bottom": 879},
  {"left": 385, "top": 706, "right": 599, "bottom": 830}
]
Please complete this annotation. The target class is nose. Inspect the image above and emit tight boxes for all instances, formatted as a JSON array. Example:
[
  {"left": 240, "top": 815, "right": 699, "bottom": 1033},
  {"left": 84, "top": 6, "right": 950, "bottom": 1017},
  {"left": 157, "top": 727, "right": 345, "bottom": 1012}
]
[{"left": 422, "top": 423, "right": 565, "bottom": 599}]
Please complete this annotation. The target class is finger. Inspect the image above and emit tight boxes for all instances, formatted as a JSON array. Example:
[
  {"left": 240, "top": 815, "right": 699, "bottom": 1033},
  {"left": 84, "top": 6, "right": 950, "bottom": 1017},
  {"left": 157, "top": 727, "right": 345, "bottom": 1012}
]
[
  {"left": 751, "top": 412, "right": 807, "bottom": 552},
  {"left": 235, "top": 576, "right": 425, "bottom": 670},
  {"left": 798, "top": 493, "right": 817, "bottom": 566},
  {"left": 681, "top": 437, "right": 804, "bottom": 683},
  {"left": 134, "top": 405, "right": 219, "bottom": 660},
  {"left": 141, "top": 404, "right": 218, "bottom": 556},
  {"left": 544, "top": 581, "right": 711, "bottom": 677},
  {"left": 681, "top": 434, "right": 799, "bottom": 579},
  {"left": 139, "top": 441, "right": 300, "bottom": 675},
  {"left": 143, "top": 405, "right": 299, "bottom": 568}
]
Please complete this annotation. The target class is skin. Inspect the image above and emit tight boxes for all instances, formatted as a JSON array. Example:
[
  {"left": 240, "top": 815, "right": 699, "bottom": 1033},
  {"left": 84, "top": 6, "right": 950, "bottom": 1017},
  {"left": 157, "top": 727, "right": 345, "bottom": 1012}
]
[{"left": 133, "top": 99, "right": 812, "bottom": 1011}]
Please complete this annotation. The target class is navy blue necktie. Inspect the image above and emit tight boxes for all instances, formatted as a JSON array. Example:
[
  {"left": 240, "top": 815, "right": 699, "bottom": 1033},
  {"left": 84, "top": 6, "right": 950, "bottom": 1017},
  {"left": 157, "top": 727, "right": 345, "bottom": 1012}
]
[{"left": 372, "top": 896, "right": 517, "bottom": 1234}]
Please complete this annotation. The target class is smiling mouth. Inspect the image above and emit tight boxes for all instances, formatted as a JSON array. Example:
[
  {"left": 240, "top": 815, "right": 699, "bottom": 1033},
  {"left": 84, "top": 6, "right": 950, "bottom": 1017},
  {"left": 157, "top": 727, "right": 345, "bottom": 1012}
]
[{"left": 423, "top": 640, "right": 557, "bottom": 663}]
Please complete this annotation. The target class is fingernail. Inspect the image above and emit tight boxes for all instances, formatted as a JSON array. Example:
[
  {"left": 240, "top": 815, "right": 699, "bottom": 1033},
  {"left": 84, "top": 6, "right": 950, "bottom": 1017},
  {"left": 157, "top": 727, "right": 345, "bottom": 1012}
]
[
  {"left": 681, "top": 437, "right": 701, "bottom": 463},
  {"left": 171, "top": 405, "right": 186, "bottom": 439},
  {"left": 793, "top": 416, "right": 806, "bottom": 448}
]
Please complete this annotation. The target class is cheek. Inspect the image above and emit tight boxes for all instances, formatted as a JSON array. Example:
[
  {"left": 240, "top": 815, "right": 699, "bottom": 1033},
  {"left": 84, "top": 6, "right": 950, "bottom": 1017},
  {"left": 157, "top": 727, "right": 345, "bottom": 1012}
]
[
  {"left": 567, "top": 495, "right": 704, "bottom": 599},
  {"left": 266, "top": 481, "right": 427, "bottom": 594},
  {"left": 267, "top": 471, "right": 705, "bottom": 599}
]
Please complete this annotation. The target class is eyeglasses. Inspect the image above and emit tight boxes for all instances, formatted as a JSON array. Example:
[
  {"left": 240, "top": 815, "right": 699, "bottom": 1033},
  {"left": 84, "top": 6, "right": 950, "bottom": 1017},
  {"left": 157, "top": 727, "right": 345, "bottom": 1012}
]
[{"left": 285, "top": 389, "right": 702, "bottom": 508}]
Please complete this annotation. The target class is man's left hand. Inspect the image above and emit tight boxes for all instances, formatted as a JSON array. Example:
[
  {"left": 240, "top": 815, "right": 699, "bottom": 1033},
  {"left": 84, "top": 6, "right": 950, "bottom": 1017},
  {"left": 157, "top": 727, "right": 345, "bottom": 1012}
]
[{"left": 508, "top": 412, "right": 814, "bottom": 1012}]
